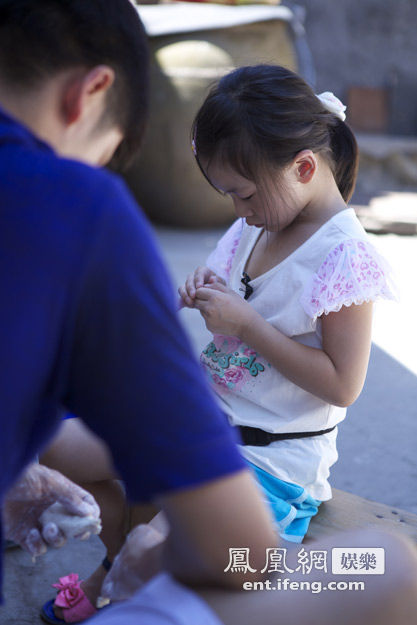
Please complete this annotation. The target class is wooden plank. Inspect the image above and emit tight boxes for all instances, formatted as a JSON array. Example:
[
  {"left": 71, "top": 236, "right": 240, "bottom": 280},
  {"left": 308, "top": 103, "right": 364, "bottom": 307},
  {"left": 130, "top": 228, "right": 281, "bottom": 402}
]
[{"left": 306, "top": 488, "right": 417, "bottom": 543}]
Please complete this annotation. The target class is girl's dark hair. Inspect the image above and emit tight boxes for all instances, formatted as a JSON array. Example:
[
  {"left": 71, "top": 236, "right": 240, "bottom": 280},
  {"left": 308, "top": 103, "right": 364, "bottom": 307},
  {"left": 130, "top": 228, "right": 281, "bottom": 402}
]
[
  {"left": 192, "top": 64, "right": 358, "bottom": 203},
  {"left": 0, "top": 0, "right": 149, "bottom": 168}
]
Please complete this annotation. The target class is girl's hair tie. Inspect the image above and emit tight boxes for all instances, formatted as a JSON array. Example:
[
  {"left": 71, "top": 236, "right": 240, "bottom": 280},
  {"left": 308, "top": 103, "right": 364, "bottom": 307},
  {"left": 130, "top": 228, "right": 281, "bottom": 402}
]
[{"left": 316, "top": 91, "right": 347, "bottom": 122}]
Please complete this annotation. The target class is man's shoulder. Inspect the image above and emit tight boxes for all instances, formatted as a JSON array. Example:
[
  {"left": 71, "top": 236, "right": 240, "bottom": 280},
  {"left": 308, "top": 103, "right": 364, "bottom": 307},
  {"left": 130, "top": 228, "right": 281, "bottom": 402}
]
[
  {"left": 1, "top": 141, "right": 151, "bottom": 281},
  {"left": 43, "top": 153, "right": 132, "bottom": 215},
  {"left": 3, "top": 138, "right": 134, "bottom": 221}
]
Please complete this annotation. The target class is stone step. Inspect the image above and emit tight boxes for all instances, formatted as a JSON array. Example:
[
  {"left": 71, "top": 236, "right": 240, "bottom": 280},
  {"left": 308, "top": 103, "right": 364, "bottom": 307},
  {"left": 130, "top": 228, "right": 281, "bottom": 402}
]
[
  {"left": 307, "top": 488, "right": 417, "bottom": 543},
  {"left": 353, "top": 133, "right": 417, "bottom": 234}
]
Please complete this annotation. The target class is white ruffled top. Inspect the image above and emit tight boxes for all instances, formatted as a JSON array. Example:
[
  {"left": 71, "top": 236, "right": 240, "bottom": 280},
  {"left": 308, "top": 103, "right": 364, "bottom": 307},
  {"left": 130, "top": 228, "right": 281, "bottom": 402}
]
[{"left": 203, "top": 209, "right": 397, "bottom": 501}]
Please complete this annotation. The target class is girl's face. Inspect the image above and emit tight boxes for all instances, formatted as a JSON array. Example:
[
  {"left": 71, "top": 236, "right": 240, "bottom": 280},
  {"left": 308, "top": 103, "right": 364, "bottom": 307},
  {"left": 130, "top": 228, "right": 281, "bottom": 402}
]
[{"left": 202, "top": 157, "right": 304, "bottom": 232}]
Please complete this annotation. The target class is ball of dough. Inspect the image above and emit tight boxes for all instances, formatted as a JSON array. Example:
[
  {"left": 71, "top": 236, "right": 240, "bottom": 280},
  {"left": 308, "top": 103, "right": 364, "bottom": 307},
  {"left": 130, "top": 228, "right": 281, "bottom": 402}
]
[{"left": 40, "top": 502, "right": 102, "bottom": 539}]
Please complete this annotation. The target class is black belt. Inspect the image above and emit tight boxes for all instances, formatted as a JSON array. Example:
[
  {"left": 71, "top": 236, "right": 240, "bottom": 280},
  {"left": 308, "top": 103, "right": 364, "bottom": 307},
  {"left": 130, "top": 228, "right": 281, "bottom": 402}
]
[{"left": 237, "top": 425, "right": 336, "bottom": 446}]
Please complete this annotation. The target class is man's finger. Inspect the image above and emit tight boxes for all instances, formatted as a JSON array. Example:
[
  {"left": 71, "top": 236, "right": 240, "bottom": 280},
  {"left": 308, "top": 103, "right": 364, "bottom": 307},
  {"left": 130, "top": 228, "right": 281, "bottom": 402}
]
[
  {"left": 42, "top": 522, "right": 67, "bottom": 548},
  {"left": 25, "top": 528, "right": 47, "bottom": 557},
  {"left": 56, "top": 486, "right": 100, "bottom": 518}
]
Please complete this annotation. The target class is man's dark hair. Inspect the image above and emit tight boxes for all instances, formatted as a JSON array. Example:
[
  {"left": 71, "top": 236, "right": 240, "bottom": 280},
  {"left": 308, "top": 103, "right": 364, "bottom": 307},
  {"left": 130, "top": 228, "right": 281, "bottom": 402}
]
[{"left": 0, "top": 0, "right": 149, "bottom": 167}]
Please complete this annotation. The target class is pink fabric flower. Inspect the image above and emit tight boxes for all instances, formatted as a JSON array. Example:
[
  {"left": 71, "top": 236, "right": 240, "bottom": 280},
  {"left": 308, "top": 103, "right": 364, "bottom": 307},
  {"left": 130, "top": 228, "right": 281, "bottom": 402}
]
[
  {"left": 212, "top": 374, "right": 228, "bottom": 389},
  {"left": 53, "top": 574, "right": 84, "bottom": 609},
  {"left": 224, "top": 368, "right": 244, "bottom": 384}
]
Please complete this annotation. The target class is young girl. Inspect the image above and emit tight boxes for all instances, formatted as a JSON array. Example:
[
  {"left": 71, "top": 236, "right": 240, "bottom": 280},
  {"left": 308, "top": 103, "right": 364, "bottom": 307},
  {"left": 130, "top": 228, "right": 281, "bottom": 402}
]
[{"left": 179, "top": 64, "right": 396, "bottom": 543}]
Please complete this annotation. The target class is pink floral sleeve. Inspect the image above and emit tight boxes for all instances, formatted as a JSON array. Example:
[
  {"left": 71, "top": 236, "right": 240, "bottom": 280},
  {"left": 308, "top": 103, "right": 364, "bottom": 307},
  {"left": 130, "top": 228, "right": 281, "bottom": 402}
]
[
  {"left": 300, "top": 238, "right": 398, "bottom": 320},
  {"left": 206, "top": 218, "right": 243, "bottom": 283}
]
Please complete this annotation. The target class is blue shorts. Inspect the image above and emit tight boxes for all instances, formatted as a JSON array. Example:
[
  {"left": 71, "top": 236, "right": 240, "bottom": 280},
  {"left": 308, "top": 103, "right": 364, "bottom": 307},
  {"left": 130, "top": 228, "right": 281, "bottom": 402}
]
[{"left": 248, "top": 462, "right": 321, "bottom": 543}]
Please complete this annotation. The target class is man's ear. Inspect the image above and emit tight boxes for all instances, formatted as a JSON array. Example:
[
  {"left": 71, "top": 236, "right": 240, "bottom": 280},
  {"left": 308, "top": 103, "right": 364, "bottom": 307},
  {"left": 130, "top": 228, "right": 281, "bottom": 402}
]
[
  {"left": 292, "top": 150, "right": 317, "bottom": 184},
  {"left": 61, "top": 66, "right": 116, "bottom": 125}
]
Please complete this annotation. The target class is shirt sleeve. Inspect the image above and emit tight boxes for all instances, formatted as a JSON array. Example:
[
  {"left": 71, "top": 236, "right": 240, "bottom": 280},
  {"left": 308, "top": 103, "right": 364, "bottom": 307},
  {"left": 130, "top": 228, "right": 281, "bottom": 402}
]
[
  {"left": 64, "top": 178, "right": 245, "bottom": 502},
  {"left": 300, "top": 238, "right": 398, "bottom": 321},
  {"left": 206, "top": 219, "right": 243, "bottom": 283}
]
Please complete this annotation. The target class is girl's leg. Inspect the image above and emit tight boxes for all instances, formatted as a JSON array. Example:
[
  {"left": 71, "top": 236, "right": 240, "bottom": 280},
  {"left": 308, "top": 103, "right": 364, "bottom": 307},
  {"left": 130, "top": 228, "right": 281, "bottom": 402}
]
[{"left": 40, "top": 418, "right": 117, "bottom": 485}]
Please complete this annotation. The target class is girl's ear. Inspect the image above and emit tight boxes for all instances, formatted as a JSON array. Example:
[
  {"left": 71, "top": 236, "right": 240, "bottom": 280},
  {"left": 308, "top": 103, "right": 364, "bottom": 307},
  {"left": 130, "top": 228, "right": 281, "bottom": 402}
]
[{"left": 293, "top": 149, "right": 317, "bottom": 184}]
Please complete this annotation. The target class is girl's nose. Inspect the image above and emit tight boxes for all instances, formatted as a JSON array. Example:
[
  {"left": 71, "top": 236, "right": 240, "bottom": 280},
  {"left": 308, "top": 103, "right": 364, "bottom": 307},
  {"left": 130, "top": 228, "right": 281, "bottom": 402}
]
[{"left": 232, "top": 197, "right": 253, "bottom": 218}]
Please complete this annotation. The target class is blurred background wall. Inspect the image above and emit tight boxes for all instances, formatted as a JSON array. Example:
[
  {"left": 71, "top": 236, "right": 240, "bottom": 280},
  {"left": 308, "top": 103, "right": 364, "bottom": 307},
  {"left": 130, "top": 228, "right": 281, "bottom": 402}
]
[{"left": 286, "top": 0, "right": 417, "bottom": 135}]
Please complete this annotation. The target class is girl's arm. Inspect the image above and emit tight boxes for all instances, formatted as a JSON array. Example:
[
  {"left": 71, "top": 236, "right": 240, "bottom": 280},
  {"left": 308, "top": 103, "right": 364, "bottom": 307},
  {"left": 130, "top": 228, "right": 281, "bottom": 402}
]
[
  {"left": 194, "top": 283, "right": 373, "bottom": 407},
  {"left": 240, "top": 300, "right": 373, "bottom": 407}
]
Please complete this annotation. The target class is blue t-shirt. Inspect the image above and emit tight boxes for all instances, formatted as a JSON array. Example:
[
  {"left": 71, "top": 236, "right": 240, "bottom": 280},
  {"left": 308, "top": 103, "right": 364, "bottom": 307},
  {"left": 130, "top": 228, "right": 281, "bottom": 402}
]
[{"left": 0, "top": 107, "right": 245, "bottom": 593}]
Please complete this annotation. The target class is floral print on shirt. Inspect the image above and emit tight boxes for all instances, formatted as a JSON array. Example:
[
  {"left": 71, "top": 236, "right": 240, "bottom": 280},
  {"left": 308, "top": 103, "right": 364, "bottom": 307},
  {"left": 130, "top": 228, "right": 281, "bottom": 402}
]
[{"left": 200, "top": 334, "right": 266, "bottom": 392}]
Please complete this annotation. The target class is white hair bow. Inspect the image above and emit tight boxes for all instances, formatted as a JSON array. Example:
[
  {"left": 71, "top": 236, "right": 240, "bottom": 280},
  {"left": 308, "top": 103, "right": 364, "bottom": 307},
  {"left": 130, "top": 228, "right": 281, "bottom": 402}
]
[{"left": 316, "top": 91, "right": 347, "bottom": 122}]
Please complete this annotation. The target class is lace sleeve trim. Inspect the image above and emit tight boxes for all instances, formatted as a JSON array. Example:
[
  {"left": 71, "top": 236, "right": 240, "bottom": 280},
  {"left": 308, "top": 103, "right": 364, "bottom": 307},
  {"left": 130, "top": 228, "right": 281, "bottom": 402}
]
[{"left": 300, "top": 238, "right": 398, "bottom": 320}]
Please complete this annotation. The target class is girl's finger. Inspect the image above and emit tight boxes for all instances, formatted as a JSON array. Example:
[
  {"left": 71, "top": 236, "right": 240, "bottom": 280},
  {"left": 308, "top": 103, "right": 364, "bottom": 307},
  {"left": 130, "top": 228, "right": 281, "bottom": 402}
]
[
  {"left": 194, "top": 266, "right": 211, "bottom": 289},
  {"left": 205, "top": 281, "right": 228, "bottom": 293},
  {"left": 193, "top": 298, "right": 209, "bottom": 314},
  {"left": 178, "top": 286, "right": 194, "bottom": 308},
  {"left": 208, "top": 274, "right": 226, "bottom": 286},
  {"left": 185, "top": 272, "right": 200, "bottom": 298},
  {"left": 194, "top": 287, "right": 215, "bottom": 301}
]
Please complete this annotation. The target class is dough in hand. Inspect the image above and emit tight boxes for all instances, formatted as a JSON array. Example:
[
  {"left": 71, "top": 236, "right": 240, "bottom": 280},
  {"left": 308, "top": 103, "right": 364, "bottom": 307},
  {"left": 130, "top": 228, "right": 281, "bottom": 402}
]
[
  {"left": 96, "top": 596, "right": 111, "bottom": 609},
  {"left": 40, "top": 502, "right": 102, "bottom": 539}
]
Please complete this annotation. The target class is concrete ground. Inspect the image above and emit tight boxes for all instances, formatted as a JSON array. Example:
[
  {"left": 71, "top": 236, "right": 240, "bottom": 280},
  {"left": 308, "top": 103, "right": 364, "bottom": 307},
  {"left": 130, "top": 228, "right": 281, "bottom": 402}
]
[{"left": 2, "top": 197, "right": 417, "bottom": 624}]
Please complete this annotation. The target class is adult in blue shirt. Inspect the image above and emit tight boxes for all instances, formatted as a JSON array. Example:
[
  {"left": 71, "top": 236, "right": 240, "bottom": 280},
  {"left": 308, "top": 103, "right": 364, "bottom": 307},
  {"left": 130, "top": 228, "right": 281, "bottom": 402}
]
[
  {"left": 0, "top": 0, "right": 275, "bottom": 607},
  {"left": 1, "top": 2, "right": 416, "bottom": 625}
]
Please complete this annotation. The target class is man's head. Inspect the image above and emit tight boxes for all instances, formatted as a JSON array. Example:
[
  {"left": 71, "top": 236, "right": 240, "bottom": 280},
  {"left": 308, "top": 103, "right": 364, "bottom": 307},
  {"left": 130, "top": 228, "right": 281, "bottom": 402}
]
[{"left": 0, "top": 0, "right": 149, "bottom": 167}]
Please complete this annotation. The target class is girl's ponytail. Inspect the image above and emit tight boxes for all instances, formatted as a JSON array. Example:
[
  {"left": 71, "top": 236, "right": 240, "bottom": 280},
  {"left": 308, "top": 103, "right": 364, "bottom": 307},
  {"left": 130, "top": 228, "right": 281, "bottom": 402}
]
[{"left": 329, "top": 119, "right": 359, "bottom": 203}]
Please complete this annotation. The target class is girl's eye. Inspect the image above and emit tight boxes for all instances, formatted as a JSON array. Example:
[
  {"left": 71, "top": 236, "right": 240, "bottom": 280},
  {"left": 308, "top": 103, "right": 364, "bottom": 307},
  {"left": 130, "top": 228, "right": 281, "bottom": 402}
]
[{"left": 240, "top": 194, "right": 254, "bottom": 201}]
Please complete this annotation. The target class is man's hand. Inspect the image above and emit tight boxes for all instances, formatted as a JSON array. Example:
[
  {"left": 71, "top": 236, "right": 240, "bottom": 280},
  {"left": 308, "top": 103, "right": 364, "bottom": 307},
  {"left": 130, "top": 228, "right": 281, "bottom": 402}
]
[
  {"left": 193, "top": 282, "right": 259, "bottom": 337},
  {"left": 100, "top": 522, "right": 166, "bottom": 603},
  {"left": 3, "top": 463, "right": 100, "bottom": 557}
]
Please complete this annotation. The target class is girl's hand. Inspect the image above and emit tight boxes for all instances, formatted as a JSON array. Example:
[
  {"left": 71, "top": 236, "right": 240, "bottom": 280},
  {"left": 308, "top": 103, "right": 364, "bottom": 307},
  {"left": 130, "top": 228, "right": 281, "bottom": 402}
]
[
  {"left": 178, "top": 266, "right": 226, "bottom": 309},
  {"left": 193, "top": 282, "right": 258, "bottom": 337}
]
